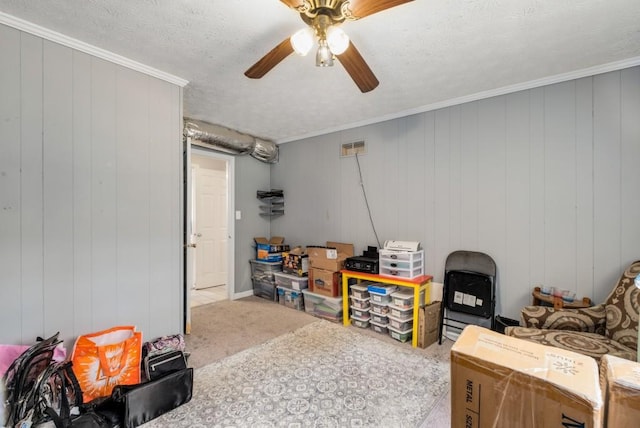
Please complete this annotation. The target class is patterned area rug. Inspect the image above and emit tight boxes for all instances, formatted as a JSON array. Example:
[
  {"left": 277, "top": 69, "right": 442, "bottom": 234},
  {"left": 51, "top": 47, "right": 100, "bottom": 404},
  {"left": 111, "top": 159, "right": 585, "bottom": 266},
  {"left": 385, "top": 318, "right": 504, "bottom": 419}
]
[{"left": 143, "top": 320, "right": 449, "bottom": 428}]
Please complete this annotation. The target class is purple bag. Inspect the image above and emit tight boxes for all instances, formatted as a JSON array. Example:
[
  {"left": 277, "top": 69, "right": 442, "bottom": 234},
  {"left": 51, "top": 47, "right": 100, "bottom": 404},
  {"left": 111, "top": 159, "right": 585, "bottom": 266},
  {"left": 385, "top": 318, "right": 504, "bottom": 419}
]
[{"left": 143, "top": 334, "right": 185, "bottom": 357}]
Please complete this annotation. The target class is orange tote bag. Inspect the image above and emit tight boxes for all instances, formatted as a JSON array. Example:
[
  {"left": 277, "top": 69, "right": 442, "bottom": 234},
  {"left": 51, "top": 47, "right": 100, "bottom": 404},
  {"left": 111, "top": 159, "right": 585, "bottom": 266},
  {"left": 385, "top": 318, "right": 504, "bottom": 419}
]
[{"left": 71, "top": 325, "right": 142, "bottom": 403}]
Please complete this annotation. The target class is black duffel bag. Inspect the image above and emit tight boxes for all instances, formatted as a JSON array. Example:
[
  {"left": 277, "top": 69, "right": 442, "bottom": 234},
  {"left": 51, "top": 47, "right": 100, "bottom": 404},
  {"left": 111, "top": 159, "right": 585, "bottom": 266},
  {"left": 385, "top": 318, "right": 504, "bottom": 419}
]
[{"left": 95, "top": 367, "right": 194, "bottom": 428}]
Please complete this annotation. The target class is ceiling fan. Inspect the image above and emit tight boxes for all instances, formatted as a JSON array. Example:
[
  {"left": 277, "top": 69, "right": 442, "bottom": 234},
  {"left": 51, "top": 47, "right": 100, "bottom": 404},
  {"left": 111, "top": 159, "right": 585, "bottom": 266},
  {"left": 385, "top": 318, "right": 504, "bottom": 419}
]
[{"left": 244, "top": 0, "right": 414, "bottom": 93}]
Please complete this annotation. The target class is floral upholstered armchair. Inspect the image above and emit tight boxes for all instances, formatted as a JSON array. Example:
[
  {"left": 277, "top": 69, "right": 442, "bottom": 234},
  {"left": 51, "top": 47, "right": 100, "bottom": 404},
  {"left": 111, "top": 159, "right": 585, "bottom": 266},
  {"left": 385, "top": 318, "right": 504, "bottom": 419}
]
[{"left": 505, "top": 260, "right": 640, "bottom": 362}]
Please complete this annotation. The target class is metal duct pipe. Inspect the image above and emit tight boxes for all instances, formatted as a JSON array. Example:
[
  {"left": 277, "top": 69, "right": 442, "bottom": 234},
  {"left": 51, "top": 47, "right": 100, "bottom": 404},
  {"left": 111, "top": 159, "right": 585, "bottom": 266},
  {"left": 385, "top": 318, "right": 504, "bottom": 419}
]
[
  {"left": 252, "top": 138, "right": 279, "bottom": 164},
  {"left": 183, "top": 118, "right": 278, "bottom": 163}
]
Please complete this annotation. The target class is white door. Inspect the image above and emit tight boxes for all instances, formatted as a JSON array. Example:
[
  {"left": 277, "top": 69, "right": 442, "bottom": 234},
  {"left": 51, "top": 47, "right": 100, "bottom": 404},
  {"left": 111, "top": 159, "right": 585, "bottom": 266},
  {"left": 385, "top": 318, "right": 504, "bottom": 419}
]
[
  {"left": 184, "top": 142, "right": 235, "bottom": 335},
  {"left": 194, "top": 163, "right": 227, "bottom": 289}
]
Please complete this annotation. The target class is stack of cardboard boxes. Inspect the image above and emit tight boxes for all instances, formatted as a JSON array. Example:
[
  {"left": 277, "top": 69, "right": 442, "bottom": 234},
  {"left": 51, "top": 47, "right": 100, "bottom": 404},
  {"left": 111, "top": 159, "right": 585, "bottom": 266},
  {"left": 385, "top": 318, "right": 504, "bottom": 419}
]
[
  {"left": 254, "top": 236, "right": 289, "bottom": 262},
  {"left": 451, "top": 325, "right": 603, "bottom": 427},
  {"left": 307, "top": 242, "right": 354, "bottom": 297},
  {"left": 450, "top": 325, "right": 640, "bottom": 427},
  {"left": 600, "top": 354, "right": 640, "bottom": 427}
]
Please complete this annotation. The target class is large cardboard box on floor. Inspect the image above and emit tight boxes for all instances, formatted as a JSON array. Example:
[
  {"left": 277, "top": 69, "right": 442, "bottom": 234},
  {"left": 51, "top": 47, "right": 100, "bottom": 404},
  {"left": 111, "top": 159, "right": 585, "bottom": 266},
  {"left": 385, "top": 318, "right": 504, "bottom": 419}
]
[
  {"left": 307, "top": 242, "right": 354, "bottom": 272},
  {"left": 254, "top": 236, "right": 289, "bottom": 262},
  {"left": 282, "top": 247, "right": 309, "bottom": 276},
  {"left": 451, "top": 325, "right": 603, "bottom": 428},
  {"left": 600, "top": 354, "right": 640, "bottom": 428},
  {"left": 417, "top": 301, "right": 441, "bottom": 348},
  {"left": 309, "top": 268, "right": 341, "bottom": 297}
]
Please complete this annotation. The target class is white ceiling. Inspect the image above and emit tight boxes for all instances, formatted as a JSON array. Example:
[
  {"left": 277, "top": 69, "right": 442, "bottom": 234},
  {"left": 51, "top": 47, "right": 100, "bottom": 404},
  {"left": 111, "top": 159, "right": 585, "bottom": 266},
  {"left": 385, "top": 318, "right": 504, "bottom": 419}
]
[{"left": 1, "top": 0, "right": 639, "bottom": 143}]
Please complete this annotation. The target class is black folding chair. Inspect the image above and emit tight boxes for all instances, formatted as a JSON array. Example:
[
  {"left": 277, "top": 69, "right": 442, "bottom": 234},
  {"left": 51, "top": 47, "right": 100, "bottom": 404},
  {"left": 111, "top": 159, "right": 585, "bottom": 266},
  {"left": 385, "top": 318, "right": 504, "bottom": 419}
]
[{"left": 438, "top": 251, "right": 497, "bottom": 344}]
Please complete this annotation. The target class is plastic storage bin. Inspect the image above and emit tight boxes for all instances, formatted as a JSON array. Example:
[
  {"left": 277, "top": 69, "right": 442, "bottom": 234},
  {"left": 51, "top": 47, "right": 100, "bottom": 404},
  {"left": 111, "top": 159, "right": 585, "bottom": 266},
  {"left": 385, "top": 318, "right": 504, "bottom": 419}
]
[
  {"left": 252, "top": 277, "right": 277, "bottom": 301},
  {"left": 350, "top": 283, "right": 371, "bottom": 299},
  {"left": 370, "top": 301, "right": 390, "bottom": 315},
  {"left": 273, "top": 271, "right": 309, "bottom": 291},
  {"left": 390, "top": 290, "right": 415, "bottom": 309},
  {"left": 378, "top": 249, "right": 424, "bottom": 279},
  {"left": 302, "top": 289, "right": 343, "bottom": 323},
  {"left": 388, "top": 325, "right": 413, "bottom": 343},
  {"left": 370, "top": 313, "right": 388, "bottom": 324},
  {"left": 388, "top": 304, "right": 413, "bottom": 320},
  {"left": 351, "top": 314, "right": 371, "bottom": 329},
  {"left": 368, "top": 284, "right": 397, "bottom": 304},
  {"left": 350, "top": 296, "right": 370, "bottom": 310},
  {"left": 387, "top": 314, "right": 413, "bottom": 331},
  {"left": 350, "top": 307, "right": 370, "bottom": 319},
  {"left": 370, "top": 319, "right": 389, "bottom": 334},
  {"left": 277, "top": 286, "right": 305, "bottom": 311},
  {"left": 249, "top": 259, "right": 283, "bottom": 282}
]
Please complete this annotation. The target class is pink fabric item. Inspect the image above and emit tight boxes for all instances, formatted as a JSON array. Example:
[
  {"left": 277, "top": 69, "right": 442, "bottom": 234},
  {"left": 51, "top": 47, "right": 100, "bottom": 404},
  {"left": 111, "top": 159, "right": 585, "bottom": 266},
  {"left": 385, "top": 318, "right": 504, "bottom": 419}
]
[{"left": 0, "top": 343, "right": 67, "bottom": 377}]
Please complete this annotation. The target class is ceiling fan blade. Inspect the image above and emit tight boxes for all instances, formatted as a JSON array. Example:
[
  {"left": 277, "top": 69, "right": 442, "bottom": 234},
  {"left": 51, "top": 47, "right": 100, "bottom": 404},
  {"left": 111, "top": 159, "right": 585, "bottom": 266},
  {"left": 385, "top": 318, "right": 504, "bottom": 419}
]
[
  {"left": 345, "top": 0, "right": 414, "bottom": 19},
  {"left": 279, "top": 0, "right": 305, "bottom": 9},
  {"left": 245, "top": 38, "right": 295, "bottom": 79},
  {"left": 336, "top": 41, "right": 379, "bottom": 93}
]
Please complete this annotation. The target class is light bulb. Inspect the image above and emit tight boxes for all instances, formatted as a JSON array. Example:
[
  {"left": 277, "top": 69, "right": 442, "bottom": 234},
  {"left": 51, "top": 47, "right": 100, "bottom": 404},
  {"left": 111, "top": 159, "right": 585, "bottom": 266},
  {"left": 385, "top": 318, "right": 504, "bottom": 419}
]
[
  {"left": 290, "top": 27, "right": 314, "bottom": 56},
  {"left": 316, "top": 40, "right": 334, "bottom": 67},
  {"left": 326, "top": 26, "right": 349, "bottom": 55}
]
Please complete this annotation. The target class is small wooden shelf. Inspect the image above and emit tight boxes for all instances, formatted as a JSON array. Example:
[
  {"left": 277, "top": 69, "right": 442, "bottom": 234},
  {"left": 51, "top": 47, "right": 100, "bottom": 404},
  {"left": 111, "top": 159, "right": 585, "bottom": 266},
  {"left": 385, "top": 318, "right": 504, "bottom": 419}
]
[{"left": 531, "top": 286, "right": 591, "bottom": 309}]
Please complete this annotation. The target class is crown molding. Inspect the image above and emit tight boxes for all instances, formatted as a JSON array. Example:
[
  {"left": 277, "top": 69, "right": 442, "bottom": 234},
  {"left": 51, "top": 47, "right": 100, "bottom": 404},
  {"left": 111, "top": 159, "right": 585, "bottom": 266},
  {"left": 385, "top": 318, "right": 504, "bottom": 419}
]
[
  {"left": 0, "top": 12, "right": 188, "bottom": 87},
  {"left": 278, "top": 56, "right": 640, "bottom": 144}
]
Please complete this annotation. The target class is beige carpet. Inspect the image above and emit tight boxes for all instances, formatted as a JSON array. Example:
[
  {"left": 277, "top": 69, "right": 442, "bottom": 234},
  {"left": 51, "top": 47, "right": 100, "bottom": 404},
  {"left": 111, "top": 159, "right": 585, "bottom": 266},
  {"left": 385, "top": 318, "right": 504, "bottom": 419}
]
[
  {"left": 182, "top": 296, "right": 452, "bottom": 427},
  {"left": 185, "top": 296, "right": 318, "bottom": 368}
]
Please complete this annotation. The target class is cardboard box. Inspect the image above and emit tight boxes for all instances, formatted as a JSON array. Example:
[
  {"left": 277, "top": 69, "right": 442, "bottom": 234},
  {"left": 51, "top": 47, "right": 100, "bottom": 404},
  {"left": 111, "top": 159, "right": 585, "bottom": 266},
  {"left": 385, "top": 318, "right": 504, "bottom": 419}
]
[
  {"left": 600, "top": 354, "right": 640, "bottom": 428},
  {"left": 254, "top": 237, "right": 289, "bottom": 262},
  {"left": 309, "top": 268, "right": 341, "bottom": 297},
  {"left": 451, "top": 325, "right": 603, "bottom": 428},
  {"left": 417, "top": 301, "right": 441, "bottom": 348},
  {"left": 282, "top": 247, "right": 308, "bottom": 277},
  {"left": 307, "top": 242, "right": 354, "bottom": 272}
]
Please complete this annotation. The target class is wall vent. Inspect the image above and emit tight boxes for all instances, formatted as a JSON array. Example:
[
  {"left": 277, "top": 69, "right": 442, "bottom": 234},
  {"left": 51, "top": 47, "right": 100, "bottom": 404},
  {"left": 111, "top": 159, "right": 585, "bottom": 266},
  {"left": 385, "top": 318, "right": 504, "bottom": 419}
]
[{"left": 341, "top": 141, "right": 366, "bottom": 157}]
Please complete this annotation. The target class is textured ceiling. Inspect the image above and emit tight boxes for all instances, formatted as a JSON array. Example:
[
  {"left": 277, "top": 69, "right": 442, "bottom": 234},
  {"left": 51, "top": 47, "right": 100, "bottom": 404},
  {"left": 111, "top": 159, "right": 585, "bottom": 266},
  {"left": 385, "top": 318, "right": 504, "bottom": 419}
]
[{"left": 1, "top": 0, "right": 639, "bottom": 143}]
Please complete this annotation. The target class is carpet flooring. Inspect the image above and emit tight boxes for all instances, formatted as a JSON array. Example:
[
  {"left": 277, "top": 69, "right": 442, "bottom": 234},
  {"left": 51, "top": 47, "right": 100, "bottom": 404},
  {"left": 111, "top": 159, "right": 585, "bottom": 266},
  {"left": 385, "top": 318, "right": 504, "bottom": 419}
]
[{"left": 145, "top": 319, "right": 450, "bottom": 427}]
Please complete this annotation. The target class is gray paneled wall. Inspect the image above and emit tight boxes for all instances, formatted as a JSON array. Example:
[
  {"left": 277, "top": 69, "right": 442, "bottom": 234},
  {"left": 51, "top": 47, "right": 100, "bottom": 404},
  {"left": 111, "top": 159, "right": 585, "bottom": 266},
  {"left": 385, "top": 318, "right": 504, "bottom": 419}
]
[
  {"left": 0, "top": 24, "right": 183, "bottom": 347},
  {"left": 271, "top": 66, "right": 640, "bottom": 319}
]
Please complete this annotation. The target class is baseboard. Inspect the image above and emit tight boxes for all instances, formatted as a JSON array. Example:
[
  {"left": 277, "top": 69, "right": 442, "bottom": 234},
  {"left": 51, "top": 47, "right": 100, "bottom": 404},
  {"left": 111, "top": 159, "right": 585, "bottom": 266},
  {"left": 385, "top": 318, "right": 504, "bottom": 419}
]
[{"left": 231, "top": 289, "right": 255, "bottom": 300}]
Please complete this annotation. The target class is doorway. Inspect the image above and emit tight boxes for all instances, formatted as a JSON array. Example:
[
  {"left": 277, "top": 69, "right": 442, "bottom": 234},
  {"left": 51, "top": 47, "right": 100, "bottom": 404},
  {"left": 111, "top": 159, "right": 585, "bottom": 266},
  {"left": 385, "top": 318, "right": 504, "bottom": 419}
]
[{"left": 185, "top": 145, "right": 235, "bottom": 325}]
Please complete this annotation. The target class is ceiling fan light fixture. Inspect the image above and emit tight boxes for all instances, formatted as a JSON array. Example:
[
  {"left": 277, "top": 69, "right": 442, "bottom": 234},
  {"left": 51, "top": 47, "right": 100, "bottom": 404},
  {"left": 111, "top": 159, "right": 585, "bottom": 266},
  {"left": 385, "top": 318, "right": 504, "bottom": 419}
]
[
  {"left": 326, "top": 25, "right": 349, "bottom": 55},
  {"left": 316, "top": 40, "right": 334, "bottom": 67},
  {"left": 291, "top": 27, "right": 314, "bottom": 56}
]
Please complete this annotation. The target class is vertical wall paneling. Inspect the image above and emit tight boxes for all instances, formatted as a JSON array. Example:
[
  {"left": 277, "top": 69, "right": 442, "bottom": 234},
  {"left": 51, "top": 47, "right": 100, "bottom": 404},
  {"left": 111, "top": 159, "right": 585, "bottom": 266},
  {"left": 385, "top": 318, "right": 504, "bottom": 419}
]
[
  {"left": 71, "top": 51, "right": 93, "bottom": 336},
  {"left": 0, "top": 24, "right": 184, "bottom": 346},
  {"left": 504, "top": 91, "right": 532, "bottom": 310},
  {"left": 476, "top": 96, "right": 506, "bottom": 297},
  {"left": 593, "top": 72, "right": 622, "bottom": 303},
  {"left": 620, "top": 68, "right": 640, "bottom": 271},
  {"left": 575, "top": 77, "right": 595, "bottom": 300},
  {"left": 116, "top": 67, "right": 150, "bottom": 330},
  {"left": 90, "top": 58, "right": 119, "bottom": 329},
  {"left": 404, "top": 114, "right": 427, "bottom": 250},
  {"left": 528, "top": 88, "right": 546, "bottom": 285},
  {"left": 235, "top": 155, "right": 271, "bottom": 294},
  {"left": 172, "top": 85, "right": 183, "bottom": 318},
  {"left": 43, "top": 41, "right": 75, "bottom": 341},
  {"left": 271, "top": 66, "right": 640, "bottom": 319},
  {"left": 422, "top": 112, "right": 437, "bottom": 278},
  {"left": 544, "top": 82, "right": 577, "bottom": 288},
  {"left": 396, "top": 118, "right": 408, "bottom": 239},
  {"left": 148, "top": 79, "right": 178, "bottom": 335},
  {"left": 0, "top": 25, "right": 22, "bottom": 343},
  {"left": 448, "top": 106, "right": 462, "bottom": 253},
  {"left": 459, "top": 102, "right": 479, "bottom": 254},
  {"left": 381, "top": 122, "right": 401, "bottom": 240},
  {"left": 434, "top": 109, "right": 451, "bottom": 269},
  {"left": 20, "top": 33, "right": 45, "bottom": 341}
]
